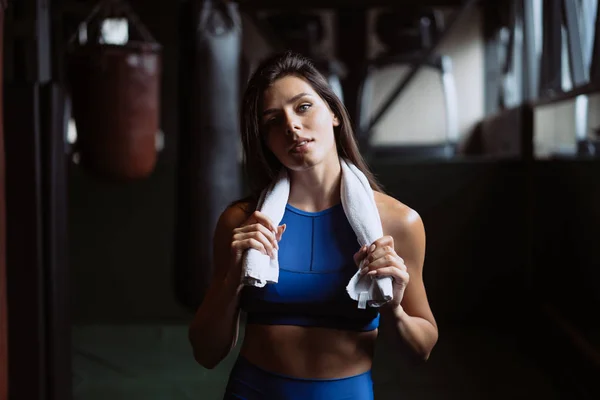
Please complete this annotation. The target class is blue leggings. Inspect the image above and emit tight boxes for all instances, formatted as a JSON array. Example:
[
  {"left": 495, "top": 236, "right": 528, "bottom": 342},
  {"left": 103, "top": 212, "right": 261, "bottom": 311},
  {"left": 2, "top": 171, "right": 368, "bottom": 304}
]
[{"left": 223, "top": 356, "right": 374, "bottom": 400}]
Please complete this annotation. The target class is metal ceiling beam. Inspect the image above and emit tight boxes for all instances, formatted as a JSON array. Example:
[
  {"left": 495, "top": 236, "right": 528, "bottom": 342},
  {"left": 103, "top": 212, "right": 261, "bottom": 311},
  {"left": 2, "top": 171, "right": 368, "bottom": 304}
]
[
  {"left": 562, "top": 0, "right": 588, "bottom": 86},
  {"left": 522, "top": 0, "right": 538, "bottom": 100},
  {"left": 590, "top": 0, "right": 600, "bottom": 83},
  {"left": 539, "top": 0, "right": 563, "bottom": 96},
  {"left": 363, "top": 0, "right": 479, "bottom": 136}
]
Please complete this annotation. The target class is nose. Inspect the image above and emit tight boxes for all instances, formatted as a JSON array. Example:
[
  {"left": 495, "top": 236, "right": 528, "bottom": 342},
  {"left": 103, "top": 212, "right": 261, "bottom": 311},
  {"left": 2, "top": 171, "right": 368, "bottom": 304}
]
[{"left": 284, "top": 112, "right": 301, "bottom": 135}]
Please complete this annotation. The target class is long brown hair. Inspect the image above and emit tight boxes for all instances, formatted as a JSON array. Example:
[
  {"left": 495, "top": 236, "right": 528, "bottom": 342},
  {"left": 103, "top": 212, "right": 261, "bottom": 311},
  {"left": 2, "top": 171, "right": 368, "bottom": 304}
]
[{"left": 240, "top": 51, "right": 383, "bottom": 201}]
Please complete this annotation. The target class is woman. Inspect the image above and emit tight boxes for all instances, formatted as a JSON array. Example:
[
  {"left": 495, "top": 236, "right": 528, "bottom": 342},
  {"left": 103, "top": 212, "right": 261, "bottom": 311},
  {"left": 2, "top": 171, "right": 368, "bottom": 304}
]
[{"left": 189, "top": 51, "right": 438, "bottom": 399}]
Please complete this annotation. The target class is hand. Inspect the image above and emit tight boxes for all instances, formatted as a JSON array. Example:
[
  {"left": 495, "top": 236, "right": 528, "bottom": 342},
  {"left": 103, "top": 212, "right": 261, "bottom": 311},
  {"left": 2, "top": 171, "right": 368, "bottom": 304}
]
[
  {"left": 353, "top": 235, "right": 409, "bottom": 309},
  {"left": 230, "top": 211, "right": 286, "bottom": 266}
]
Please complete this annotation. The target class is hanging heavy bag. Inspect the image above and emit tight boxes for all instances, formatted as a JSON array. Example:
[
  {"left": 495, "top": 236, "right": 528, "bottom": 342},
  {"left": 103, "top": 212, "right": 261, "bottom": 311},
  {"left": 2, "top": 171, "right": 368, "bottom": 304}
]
[
  {"left": 175, "top": 0, "right": 242, "bottom": 309},
  {"left": 66, "top": 0, "right": 162, "bottom": 180}
]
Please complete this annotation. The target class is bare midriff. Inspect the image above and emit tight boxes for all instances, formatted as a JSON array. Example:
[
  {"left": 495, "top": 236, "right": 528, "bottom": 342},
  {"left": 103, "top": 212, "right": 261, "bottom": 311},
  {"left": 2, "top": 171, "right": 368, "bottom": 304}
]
[{"left": 240, "top": 323, "right": 378, "bottom": 379}]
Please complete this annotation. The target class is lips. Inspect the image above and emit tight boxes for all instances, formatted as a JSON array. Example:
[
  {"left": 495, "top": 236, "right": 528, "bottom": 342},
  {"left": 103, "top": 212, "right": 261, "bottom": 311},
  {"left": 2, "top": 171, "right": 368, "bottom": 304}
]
[{"left": 289, "top": 139, "right": 313, "bottom": 153}]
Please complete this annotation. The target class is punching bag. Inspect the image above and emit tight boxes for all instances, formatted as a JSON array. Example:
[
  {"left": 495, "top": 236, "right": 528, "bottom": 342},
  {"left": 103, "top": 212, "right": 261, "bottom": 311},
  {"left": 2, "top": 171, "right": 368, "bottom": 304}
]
[
  {"left": 66, "top": 0, "right": 162, "bottom": 180},
  {"left": 0, "top": 3, "right": 8, "bottom": 399},
  {"left": 176, "top": 0, "right": 242, "bottom": 309}
]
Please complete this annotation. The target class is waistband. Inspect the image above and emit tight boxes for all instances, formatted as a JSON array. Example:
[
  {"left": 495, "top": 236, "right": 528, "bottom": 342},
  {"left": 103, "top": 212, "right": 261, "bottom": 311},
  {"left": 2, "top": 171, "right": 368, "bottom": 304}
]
[
  {"left": 238, "top": 355, "right": 372, "bottom": 381},
  {"left": 224, "top": 355, "right": 374, "bottom": 400}
]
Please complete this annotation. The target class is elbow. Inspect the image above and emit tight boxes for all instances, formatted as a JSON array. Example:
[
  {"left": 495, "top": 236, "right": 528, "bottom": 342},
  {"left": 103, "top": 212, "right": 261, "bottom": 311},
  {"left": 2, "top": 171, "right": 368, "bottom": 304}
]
[
  {"left": 410, "top": 331, "right": 438, "bottom": 363},
  {"left": 189, "top": 326, "right": 221, "bottom": 370},
  {"left": 189, "top": 328, "right": 233, "bottom": 370},
  {"left": 408, "top": 345, "right": 434, "bottom": 364},
  {"left": 420, "top": 348, "right": 433, "bottom": 362},
  {"left": 408, "top": 347, "right": 431, "bottom": 364},
  {"left": 420, "top": 330, "right": 439, "bottom": 362},
  {"left": 193, "top": 351, "right": 221, "bottom": 370}
]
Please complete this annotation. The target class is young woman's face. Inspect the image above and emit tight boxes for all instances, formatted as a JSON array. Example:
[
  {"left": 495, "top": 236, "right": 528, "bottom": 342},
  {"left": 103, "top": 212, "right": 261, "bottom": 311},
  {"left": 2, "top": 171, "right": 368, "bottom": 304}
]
[{"left": 260, "top": 75, "right": 340, "bottom": 172}]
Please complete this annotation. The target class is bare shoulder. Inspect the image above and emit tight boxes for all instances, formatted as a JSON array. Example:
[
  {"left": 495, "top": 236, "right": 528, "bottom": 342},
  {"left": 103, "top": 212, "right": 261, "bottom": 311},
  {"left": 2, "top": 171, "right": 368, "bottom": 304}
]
[
  {"left": 216, "top": 200, "right": 254, "bottom": 234},
  {"left": 373, "top": 191, "right": 425, "bottom": 248}
]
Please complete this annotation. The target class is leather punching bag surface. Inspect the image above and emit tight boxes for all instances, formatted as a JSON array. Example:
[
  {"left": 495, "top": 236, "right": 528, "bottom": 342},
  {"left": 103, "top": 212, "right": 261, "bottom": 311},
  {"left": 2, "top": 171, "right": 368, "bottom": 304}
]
[
  {"left": 0, "top": 3, "right": 8, "bottom": 399},
  {"left": 66, "top": 1, "right": 162, "bottom": 181},
  {"left": 67, "top": 42, "right": 162, "bottom": 180},
  {"left": 176, "top": 0, "right": 242, "bottom": 309}
]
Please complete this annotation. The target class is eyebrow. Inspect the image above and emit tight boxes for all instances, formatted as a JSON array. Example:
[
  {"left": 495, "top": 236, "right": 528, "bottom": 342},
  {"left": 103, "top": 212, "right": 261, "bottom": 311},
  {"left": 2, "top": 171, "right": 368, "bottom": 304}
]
[{"left": 262, "top": 92, "right": 313, "bottom": 116}]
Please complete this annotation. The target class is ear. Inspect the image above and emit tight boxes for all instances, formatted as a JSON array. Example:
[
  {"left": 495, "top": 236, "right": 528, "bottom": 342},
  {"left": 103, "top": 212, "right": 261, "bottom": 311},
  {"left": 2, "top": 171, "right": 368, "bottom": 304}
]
[{"left": 332, "top": 114, "right": 340, "bottom": 127}]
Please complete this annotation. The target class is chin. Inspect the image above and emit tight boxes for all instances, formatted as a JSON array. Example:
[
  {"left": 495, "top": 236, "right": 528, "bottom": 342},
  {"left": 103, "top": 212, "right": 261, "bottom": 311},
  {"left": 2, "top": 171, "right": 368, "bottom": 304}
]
[
  {"left": 278, "top": 146, "right": 338, "bottom": 172},
  {"left": 283, "top": 158, "right": 319, "bottom": 172}
]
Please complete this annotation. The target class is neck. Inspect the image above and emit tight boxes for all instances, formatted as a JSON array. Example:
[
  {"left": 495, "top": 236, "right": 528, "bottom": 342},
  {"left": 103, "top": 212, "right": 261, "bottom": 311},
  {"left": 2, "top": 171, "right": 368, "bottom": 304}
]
[{"left": 288, "top": 157, "right": 342, "bottom": 212}]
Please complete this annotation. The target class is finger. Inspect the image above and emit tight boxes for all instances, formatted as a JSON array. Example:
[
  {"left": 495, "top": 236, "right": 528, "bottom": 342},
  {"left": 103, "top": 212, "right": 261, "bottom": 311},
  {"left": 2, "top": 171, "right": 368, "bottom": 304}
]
[
  {"left": 353, "top": 245, "right": 368, "bottom": 266},
  {"left": 233, "top": 231, "right": 276, "bottom": 257},
  {"left": 370, "top": 254, "right": 405, "bottom": 271},
  {"left": 232, "top": 238, "right": 267, "bottom": 256},
  {"left": 367, "top": 266, "right": 410, "bottom": 283},
  {"left": 235, "top": 223, "right": 276, "bottom": 239},
  {"left": 248, "top": 211, "right": 278, "bottom": 233},
  {"left": 276, "top": 224, "right": 286, "bottom": 241},
  {"left": 368, "top": 235, "right": 394, "bottom": 253},
  {"left": 235, "top": 223, "right": 278, "bottom": 249},
  {"left": 366, "top": 245, "right": 396, "bottom": 263},
  {"left": 363, "top": 254, "right": 401, "bottom": 271}
]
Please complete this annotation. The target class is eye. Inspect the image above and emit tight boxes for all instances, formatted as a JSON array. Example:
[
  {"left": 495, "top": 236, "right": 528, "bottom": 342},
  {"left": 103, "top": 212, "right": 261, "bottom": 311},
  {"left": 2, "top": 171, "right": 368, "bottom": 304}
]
[
  {"left": 298, "top": 103, "right": 312, "bottom": 112},
  {"left": 264, "top": 116, "right": 280, "bottom": 126}
]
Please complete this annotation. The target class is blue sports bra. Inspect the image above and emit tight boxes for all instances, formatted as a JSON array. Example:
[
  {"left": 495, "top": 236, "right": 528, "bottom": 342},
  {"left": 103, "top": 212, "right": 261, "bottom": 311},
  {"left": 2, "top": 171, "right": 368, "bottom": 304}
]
[{"left": 240, "top": 203, "right": 380, "bottom": 331}]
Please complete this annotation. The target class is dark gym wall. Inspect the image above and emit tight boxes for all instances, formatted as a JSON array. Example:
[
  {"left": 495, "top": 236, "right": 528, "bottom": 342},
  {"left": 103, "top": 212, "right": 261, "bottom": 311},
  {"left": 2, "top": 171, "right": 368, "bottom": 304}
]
[
  {"left": 0, "top": 3, "right": 8, "bottom": 399},
  {"left": 532, "top": 160, "right": 600, "bottom": 346},
  {"left": 370, "top": 159, "right": 530, "bottom": 325}
]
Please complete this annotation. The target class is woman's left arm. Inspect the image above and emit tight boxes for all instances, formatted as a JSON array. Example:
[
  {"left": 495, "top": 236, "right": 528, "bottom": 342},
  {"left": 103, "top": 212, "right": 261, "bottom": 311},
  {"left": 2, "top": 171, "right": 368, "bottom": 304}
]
[{"left": 357, "top": 199, "right": 438, "bottom": 361}]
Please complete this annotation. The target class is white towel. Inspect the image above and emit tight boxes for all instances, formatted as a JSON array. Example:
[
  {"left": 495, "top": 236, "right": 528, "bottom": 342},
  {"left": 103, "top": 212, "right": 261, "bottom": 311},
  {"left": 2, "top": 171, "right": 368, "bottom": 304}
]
[
  {"left": 340, "top": 159, "right": 393, "bottom": 309},
  {"left": 241, "top": 158, "right": 393, "bottom": 309},
  {"left": 241, "top": 168, "right": 290, "bottom": 287}
]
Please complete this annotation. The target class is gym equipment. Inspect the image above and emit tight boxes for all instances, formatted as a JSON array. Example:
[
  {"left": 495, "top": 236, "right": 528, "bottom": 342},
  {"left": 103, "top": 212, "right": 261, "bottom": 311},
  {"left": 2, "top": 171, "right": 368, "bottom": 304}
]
[
  {"left": 66, "top": 0, "right": 162, "bottom": 180},
  {"left": 357, "top": 8, "right": 458, "bottom": 160},
  {"left": 175, "top": 0, "right": 243, "bottom": 309}
]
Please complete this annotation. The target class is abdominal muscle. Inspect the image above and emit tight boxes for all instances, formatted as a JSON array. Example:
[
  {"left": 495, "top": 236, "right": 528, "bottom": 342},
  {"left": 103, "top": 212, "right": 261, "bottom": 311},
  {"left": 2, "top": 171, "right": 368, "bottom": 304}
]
[{"left": 240, "top": 322, "right": 378, "bottom": 379}]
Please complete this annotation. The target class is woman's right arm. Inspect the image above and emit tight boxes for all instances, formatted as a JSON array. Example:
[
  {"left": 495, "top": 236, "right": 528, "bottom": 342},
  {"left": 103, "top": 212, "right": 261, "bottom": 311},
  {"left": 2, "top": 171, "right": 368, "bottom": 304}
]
[{"left": 188, "top": 204, "right": 280, "bottom": 369}]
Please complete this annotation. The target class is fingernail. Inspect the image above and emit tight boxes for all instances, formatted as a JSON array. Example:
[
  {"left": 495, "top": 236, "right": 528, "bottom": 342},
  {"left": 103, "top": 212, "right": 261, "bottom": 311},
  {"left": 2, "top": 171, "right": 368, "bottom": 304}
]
[
  {"left": 369, "top": 244, "right": 376, "bottom": 253},
  {"left": 367, "top": 270, "right": 377, "bottom": 276}
]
